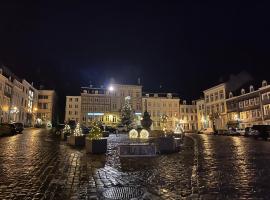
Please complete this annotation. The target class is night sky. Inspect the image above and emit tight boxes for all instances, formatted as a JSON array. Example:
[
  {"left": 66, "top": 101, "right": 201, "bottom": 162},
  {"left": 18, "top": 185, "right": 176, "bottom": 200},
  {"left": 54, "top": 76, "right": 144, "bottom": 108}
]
[{"left": 1, "top": 1, "right": 270, "bottom": 118}]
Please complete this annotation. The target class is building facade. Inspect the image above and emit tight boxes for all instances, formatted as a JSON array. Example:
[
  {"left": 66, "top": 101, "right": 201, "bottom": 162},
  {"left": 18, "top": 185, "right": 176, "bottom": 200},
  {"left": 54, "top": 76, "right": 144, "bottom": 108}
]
[
  {"left": 37, "top": 90, "right": 58, "bottom": 126},
  {"left": 203, "top": 83, "right": 227, "bottom": 130},
  {"left": 142, "top": 93, "right": 180, "bottom": 131},
  {"left": 65, "top": 96, "right": 81, "bottom": 123},
  {"left": 226, "top": 80, "right": 270, "bottom": 128},
  {"left": 179, "top": 100, "right": 198, "bottom": 132},
  {"left": 65, "top": 83, "right": 142, "bottom": 126},
  {"left": 0, "top": 66, "right": 39, "bottom": 126},
  {"left": 196, "top": 99, "right": 206, "bottom": 130}
]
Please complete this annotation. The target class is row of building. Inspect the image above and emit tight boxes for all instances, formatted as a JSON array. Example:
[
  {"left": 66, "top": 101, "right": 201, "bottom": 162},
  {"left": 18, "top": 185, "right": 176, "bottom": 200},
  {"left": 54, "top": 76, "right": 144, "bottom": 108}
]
[
  {"left": 65, "top": 79, "right": 270, "bottom": 132},
  {"left": 0, "top": 65, "right": 58, "bottom": 127},
  {"left": 65, "top": 83, "right": 198, "bottom": 132},
  {"left": 196, "top": 80, "right": 270, "bottom": 131}
]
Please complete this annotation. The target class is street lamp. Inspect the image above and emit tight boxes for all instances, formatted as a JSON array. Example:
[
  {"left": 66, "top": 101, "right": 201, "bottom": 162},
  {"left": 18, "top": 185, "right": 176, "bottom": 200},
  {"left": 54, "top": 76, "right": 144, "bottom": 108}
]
[{"left": 108, "top": 85, "right": 114, "bottom": 91}]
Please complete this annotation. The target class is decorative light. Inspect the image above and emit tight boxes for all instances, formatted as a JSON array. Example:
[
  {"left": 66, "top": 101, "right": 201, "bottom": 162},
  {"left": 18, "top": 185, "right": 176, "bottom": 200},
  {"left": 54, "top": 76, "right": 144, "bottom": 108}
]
[
  {"left": 73, "top": 123, "right": 83, "bottom": 136},
  {"left": 108, "top": 85, "right": 114, "bottom": 91},
  {"left": 140, "top": 129, "right": 149, "bottom": 139},
  {"left": 129, "top": 129, "right": 138, "bottom": 139}
]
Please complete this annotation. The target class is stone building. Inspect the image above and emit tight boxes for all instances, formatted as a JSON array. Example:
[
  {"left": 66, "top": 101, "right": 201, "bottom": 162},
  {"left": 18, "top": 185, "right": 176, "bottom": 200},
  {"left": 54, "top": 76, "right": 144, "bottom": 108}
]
[
  {"left": 142, "top": 93, "right": 180, "bottom": 131},
  {"left": 179, "top": 100, "right": 198, "bottom": 132},
  {"left": 0, "top": 65, "right": 39, "bottom": 126},
  {"left": 37, "top": 90, "right": 58, "bottom": 126},
  {"left": 203, "top": 83, "right": 227, "bottom": 130},
  {"left": 65, "top": 83, "right": 142, "bottom": 126}
]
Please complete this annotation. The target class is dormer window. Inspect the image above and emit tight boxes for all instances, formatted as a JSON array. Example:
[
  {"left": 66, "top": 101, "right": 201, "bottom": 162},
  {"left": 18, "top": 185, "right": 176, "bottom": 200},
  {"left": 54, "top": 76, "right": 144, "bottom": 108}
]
[
  {"left": 262, "top": 80, "right": 268, "bottom": 87},
  {"left": 241, "top": 89, "right": 245, "bottom": 95},
  {"left": 229, "top": 92, "right": 233, "bottom": 98},
  {"left": 250, "top": 85, "right": 254, "bottom": 92},
  {"left": 183, "top": 100, "right": 187, "bottom": 105}
]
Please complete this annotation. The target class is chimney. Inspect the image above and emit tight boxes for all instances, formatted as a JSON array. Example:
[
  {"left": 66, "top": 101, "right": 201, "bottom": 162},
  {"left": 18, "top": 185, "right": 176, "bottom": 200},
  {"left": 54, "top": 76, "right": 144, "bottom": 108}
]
[{"left": 137, "top": 77, "right": 141, "bottom": 85}]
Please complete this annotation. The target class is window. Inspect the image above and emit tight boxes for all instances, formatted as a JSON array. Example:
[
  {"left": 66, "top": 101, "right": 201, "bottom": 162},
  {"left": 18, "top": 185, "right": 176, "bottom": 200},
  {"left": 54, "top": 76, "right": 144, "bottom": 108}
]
[
  {"left": 255, "top": 97, "right": 260, "bottom": 105},
  {"left": 244, "top": 100, "right": 249, "bottom": 107},
  {"left": 220, "top": 91, "right": 224, "bottom": 99},
  {"left": 210, "top": 94, "right": 214, "bottom": 102},
  {"left": 69, "top": 111, "right": 72, "bottom": 115},
  {"left": 205, "top": 95, "right": 209, "bottom": 103},
  {"left": 249, "top": 99, "right": 254, "bottom": 106},
  {"left": 239, "top": 102, "right": 243, "bottom": 108},
  {"left": 221, "top": 103, "right": 225, "bottom": 113},
  {"left": 69, "top": 98, "right": 72, "bottom": 102},
  {"left": 215, "top": 92, "right": 219, "bottom": 101},
  {"left": 69, "top": 104, "right": 72, "bottom": 108},
  {"left": 75, "top": 98, "right": 78, "bottom": 102}
]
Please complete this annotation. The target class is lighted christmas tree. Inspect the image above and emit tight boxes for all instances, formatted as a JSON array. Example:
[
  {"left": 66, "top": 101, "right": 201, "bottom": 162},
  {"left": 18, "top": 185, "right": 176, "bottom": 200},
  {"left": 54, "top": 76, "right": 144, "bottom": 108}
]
[
  {"left": 63, "top": 124, "right": 71, "bottom": 135},
  {"left": 88, "top": 122, "right": 102, "bottom": 140},
  {"left": 73, "top": 123, "right": 83, "bottom": 136},
  {"left": 120, "top": 96, "right": 134, "bottom": 128}
]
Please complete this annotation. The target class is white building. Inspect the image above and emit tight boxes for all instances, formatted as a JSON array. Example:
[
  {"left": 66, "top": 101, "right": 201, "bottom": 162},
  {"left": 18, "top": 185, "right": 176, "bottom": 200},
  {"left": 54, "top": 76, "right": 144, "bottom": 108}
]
[
  {"left": 0, "top": 66, "right": 39, "bottom": 126},
  {"left": 65, "top": 96, "right": 81, "bottom": 123},
  {"left": 179, "top": 100, "right": 198, "bottom": 132},
  {"left": 142, "top": 93, "right": 180, "bottom": 131},
  {"left": 203, "top": 83, "right": 227, "bottom": 130},
  {"left": 37, "top": 90, "right": 57, "bottom": 126},
  {"left": 65, "top": 83, "right": 142, "bottom": 126}
]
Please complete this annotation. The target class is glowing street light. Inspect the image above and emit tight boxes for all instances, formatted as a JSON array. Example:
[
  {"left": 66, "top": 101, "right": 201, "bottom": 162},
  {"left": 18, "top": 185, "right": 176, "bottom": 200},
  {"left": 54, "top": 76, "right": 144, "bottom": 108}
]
[{"left": 108, "top": 85, "right": 114, "bottom": 91}]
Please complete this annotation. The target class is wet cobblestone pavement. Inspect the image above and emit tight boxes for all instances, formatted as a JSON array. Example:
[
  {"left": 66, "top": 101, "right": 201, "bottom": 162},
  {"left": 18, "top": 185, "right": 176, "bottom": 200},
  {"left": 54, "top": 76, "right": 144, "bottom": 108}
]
[
  {"left": 0, "top": 129, "right": 194, "bottom": 200},
  {"left": 1, "top": 129, "right": 270, "bottom": 199}
]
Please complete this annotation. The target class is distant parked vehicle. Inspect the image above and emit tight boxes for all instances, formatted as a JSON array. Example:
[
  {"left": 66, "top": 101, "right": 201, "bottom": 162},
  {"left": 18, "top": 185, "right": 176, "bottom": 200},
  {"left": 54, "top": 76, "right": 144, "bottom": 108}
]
[
  {"left": 0, "top": 123, "right": 16, "bottom": 136},
  {"left": 198, "top": 128, "right": 214, "bottom": 134},
  {"left": 236, "top": 128, "right": 245, "bottom": 136},
  {"left": 243, "top": 127, "right": 254, "bottom": 137},
  {"left": 226, "top": 128, "right": 240, "bottom": 136},
  {"left": 81, "top": 125, "right": 90, "bottom": 135},
  {"left": 54, "top": 124, "right": 65, "bottom": 135},
  {"left": 250, "top": 125, "right": 270, "bottom": 140},
  {"left": 12, "top": 122, "right": 24, "bottom": 133},
  {"left": 105, "top": 126, "right": 116, "bottom": 133},
  {"left": 116, "top": 125, "right": 128, "bottom": 133}
]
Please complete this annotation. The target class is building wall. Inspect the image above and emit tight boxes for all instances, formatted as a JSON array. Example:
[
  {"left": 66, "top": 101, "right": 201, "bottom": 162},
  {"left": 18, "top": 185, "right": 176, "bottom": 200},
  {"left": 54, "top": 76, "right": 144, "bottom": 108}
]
[
  {"left": 37, "top": 90, "right": 57, "bottom": 126},
  {"left": 226, "top": 81, "right": 270, "bottom": 128},
  {"left": 142, "top": 93, "right": 180, "bottom": 131},
  {"left": 74, "top": 84, "right": 142, "bottom": 126},
  {"left": 203, "top": 83, "right": 227, "bottom": 130},
  {"left": 196, "top": 99, "right": 206, "bottom": 130},
  {"left": 0, "top": 67, "right": 38, "bottom": 125},
  {"left": 65, "top": 96, "right": 81, "bottom": 123},
  {"left": 179, "top": 101, "right": 198, "bottom": 132}
]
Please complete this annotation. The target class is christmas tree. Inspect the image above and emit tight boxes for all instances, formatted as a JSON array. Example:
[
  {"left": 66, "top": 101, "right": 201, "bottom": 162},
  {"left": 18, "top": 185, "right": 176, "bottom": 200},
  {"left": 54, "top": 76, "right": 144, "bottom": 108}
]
[
  {"left": 120, "top": 96, "right": 134, "bottom": 128},
  {"left": 88, "top": 122, "right": 102, "bottom": 140},
  {"left": 63, "top": 124, "right": 71, "bottom": 135},
  {"left": 73, "top": 123, "right": 83, "bottom": 136},
  {"left": 141, "top": 111, "right": 152, "bottom": 130}
]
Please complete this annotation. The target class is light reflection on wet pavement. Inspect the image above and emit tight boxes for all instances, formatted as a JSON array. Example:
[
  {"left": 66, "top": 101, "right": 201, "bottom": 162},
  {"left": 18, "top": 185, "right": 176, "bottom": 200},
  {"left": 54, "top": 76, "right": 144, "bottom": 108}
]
[{"left": 1, "top": 129, "right": 270, "bottom": 199}]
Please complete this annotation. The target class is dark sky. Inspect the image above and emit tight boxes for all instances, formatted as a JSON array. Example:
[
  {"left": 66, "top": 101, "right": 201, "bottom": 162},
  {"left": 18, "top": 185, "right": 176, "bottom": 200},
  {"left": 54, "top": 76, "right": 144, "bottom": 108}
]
[{"left": 1, "top": 1, "right": 270, "bottom": 102}]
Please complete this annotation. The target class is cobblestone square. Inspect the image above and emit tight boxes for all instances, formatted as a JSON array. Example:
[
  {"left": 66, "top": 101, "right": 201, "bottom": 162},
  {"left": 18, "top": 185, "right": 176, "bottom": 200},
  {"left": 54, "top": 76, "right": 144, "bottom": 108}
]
[{"left": 2, "top": 129, "right": 270, "bottom": 199}]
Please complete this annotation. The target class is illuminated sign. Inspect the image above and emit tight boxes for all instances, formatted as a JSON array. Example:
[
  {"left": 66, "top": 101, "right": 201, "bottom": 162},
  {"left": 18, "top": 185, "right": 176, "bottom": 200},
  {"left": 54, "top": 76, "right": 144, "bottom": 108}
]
[
  {"left": 87, "top": 112, "right": 104, "bottom": 116},
  {"left": 135, "top": 112, "right": 142, "bottom": 115}
]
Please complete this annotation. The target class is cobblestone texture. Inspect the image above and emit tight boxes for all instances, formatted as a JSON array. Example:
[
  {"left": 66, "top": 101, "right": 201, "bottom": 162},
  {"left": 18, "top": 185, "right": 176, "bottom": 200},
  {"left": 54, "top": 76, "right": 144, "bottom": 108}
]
[
  {"left": 189, "top": 133, "right": 270, "bottom": 200},
  {"left": 0, "top": 129, "right": 195, "bottom": 200},
  {"left": 3, "top": 130, "right": 270, "bottom": 199}
]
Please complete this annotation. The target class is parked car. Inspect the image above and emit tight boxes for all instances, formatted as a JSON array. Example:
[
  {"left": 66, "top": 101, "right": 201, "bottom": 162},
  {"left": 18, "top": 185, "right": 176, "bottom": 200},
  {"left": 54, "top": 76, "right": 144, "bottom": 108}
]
[
  {"left": 116, "top": 125, "right": 128, "bottom": 132},
  {"left": 243, "top": 127, "right": 254, "bottom": 137},
  {"left": 0, "top": 123, "right": 16, "bottom": 136},
  {"left": 226, "top": 128, "right": 240, "bottom": 136},
  {"left": 81, "top": 125, "right": 90, "bottom": 135},
  {"left": 198, "top": 128, "right": 214, "bottom": 134},
  {"left": 54, "top": 124, "right": 65, "bottom": 135},
  {"left": 12, "top": 122, "right": 24, "bottom": 133},
  {"left": 236, "top": 128, "right": 245, "bottom": 136},
  {"left": 105, "top": 126, "right": 116, "bottom": 133},
  {"left": 250, "top": 125, "right": 270, "bottom": 140}
]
